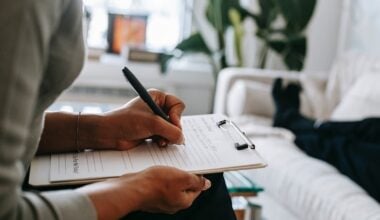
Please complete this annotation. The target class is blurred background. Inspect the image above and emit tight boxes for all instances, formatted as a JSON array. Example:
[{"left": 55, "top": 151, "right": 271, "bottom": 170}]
[{"left": 55, "top": 0, "right": 380, "bottom": 114}]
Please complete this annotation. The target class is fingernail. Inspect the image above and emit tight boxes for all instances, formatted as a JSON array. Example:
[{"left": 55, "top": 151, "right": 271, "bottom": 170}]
[
  {"left": 203, "top": 179, "right": 211, "bottom": 190},
  {"left": 158, "top": 140, "right": 168, "bottom": 148}
]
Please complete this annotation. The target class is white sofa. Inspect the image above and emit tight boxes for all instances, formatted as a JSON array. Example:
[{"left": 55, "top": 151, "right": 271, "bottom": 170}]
[{"left": 214, "top": 53, "right": 380, "bottom": 220}]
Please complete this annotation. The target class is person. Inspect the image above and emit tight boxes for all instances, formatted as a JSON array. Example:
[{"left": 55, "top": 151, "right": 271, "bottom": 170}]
[
  {"left": 0, "top": 0, "right": 236, "bottom": 219},
  {"left": 271, "top": 78, "right": 380, "bottom": 203}
]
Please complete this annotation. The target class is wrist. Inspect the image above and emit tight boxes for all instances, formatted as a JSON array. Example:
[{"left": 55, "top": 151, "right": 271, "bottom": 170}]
[
  {"left": 77, "top": 175, "right": 144, "bottom": 219},
  {"left": 77, "top": 113, "right": 104, "bottom": 150}
]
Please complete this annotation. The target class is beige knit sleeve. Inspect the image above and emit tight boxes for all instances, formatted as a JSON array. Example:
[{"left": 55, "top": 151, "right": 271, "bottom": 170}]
[{"left": 0, "top": 0, "right": 96, "bottom": 219}]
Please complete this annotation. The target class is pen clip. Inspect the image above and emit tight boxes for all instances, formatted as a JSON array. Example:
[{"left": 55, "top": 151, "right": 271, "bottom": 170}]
[{"left": 216, "top": 119, "right": 256, "bottom": 149}]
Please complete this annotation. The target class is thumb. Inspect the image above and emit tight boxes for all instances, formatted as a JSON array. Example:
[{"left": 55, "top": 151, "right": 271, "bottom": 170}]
[
  {"left": 180, "top": 176, "right": 211, "bottom": 206},
  {"left": 185, "top": 175, "right": 212, "bottom": 192}
]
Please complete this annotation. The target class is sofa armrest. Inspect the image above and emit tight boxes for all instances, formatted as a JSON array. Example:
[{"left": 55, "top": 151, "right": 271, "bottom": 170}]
[
  {"left": 213, "top": 68, "right": 302, "bottom": 116},
  {"left": 213, "top": 67, "right": 329, "bottom": 119}
]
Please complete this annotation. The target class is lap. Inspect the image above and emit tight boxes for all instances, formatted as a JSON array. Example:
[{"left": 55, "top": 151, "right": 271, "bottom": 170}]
[{"left": 123, "top": 173, "right": 236, "bottom": 220}]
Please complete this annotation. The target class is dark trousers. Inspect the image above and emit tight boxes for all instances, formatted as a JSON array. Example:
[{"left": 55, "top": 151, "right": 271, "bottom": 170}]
[
  {"left": 123, "top": 173, "right": 236, "bottom": 220},
  {"left": 275, "top": 110, "right": 380, "bottom": 203}
]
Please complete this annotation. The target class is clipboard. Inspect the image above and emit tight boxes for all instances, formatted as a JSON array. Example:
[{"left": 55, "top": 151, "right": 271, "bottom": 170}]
[
  {"left": 216, "top": 119, "right": 256, "bottom": 150},
  {"left": 29, "top": 114, "right": 267, "bottom": 187}
]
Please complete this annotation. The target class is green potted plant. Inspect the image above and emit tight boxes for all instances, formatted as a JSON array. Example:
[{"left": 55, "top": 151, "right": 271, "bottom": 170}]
[{"left": 160, "top": 0, "right": 317, "bottom": 78}]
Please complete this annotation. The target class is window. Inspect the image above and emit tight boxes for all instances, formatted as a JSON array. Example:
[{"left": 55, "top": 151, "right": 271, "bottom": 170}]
[{"left": 84, "top": 0, "right": 193, "bottom": 51}]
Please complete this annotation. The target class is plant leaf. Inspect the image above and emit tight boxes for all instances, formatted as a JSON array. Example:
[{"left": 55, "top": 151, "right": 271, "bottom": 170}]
[
  {"left": 269, "top": 36, "right": 306, "bottom": 70},
  {"left": 268, "top": 40, "right": 286, "bottom": 54},
  {"left": 159, "top": 53, "right": 174, "bottom": 73},
  {"left": 274, "top": 0, "right": 317, "bottom": 32},
  {"left": 285, "top": 36, "right": 306, "bottom": 70},
  {"left": 284, "top": 51, "right": 303, "bottom": 70},
  {"left": 257, "top": 0, "right": 278, "bottom": 29},
  {"left": 175, "top": 33, "right": 212, "bottom": 54},
  {"left": 206, "top": 0, "right": 241, "bottom": 32},
  {"left": 237, "top": 7, "right": 259, "bottom": 21},
  {"left": 160, "top": 33, "right": 212, "bottom": 73},
  {"left": 229, "top": 8, "right": 243, "bottom": 66}
]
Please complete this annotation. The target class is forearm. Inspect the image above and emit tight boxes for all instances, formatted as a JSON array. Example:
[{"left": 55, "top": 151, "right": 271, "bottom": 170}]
[
  {"left": 38, "top": 112, "right": 102, "bottom": 154},
  {"left": 76, "top": 176, "right": 141, "bottom": 220},
  {"left": 38, "top": 91, "right": 186, "bottom": 154}
]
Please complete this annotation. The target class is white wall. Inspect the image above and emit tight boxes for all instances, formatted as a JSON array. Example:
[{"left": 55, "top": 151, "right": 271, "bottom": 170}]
[{"left": 304, "top": 0, "right": 343, "bottom": 73}]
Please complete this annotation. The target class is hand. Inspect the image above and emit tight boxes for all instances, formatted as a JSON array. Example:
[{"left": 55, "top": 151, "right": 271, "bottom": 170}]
[
  {"left": 77, "top": 166, "right": 211, "bottom": 220},
  {"left": 89, "top": 89, "right": 185, "bottom": 150}
]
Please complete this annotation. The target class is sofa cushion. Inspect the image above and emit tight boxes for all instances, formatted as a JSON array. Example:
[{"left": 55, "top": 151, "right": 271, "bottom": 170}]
[
  {"left": 330, "top": 74, "right": 380, "bottom": 121},
  {"left": 325, "top": 52, "right": 380, "bottom": 115},
  {"left": 234, "top": 117, "right": 380, "bottom": 220},
  {"left": 241, "top": 137, "right": 380, "bottom": 220}
]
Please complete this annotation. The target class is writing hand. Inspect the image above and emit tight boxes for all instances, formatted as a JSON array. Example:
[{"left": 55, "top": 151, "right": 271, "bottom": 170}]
[{"left": 90, "top": 89, "right": 185, "bottom": 150}]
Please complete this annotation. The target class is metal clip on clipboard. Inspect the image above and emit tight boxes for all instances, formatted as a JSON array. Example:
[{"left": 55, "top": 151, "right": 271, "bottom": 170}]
[{"left": 216, "top": 120, "right": 256, "bottom": 150}]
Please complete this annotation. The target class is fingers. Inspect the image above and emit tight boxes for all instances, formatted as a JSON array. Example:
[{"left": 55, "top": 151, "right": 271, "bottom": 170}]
[
  {"left": 164, "top": 95, "right": 185, "bottom": 128},
  {"left": 177, "top": 174, "right": 211, "bottom": 210},
  {"left": 154, "top": 137, "right": 169, "bottom": 148},
  {"left": 145, "top": 89, "right": 185, "bottom": 145},
  {"left": 147, "top": 89, "right": 185, "bottom": 128},
  {"left": 116, "top": 139, "right": 141, "bottom": 150},
  {"left": 150, "top": 117, "right": 184, "bottom": 145},
  {"left": 135, "top": 167, "right": 211, "bottom": 214},
  {"left": 185, "top": 174, "right": 212, "bottom": 192}
]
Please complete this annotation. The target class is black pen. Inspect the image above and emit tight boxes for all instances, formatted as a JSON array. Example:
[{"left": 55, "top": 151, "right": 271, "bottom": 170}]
[{"left": 122, "top": 66, "right": 170, "bottom": 122}]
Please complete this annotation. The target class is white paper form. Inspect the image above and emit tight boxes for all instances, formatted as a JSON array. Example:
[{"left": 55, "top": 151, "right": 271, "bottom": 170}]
[{"left": 49, "top": 114, "right": 266, "bottom": 182}]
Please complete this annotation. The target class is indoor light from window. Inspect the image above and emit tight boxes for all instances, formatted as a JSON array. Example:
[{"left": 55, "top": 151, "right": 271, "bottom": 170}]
[{"left": 84, "top": 0, "right": 192, "bottom": 51}]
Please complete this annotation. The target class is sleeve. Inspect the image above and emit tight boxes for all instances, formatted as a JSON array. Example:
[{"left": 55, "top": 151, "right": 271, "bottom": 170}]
[{"left": 0, "top": 0, "right": 96, "bottom": 219}]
